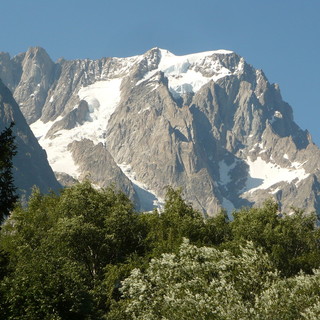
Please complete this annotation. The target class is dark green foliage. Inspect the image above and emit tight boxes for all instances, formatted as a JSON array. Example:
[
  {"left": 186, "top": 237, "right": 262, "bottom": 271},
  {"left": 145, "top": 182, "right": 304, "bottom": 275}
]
[
  {"left": 0, "top": 182, "right": 144, "bottom": 319},
  {"left": 1, "top": 182, "right": 320, "bottom": 319},
  {"left": 203, "top": 209, "right": 231, "bottom": 245},
  {"left": 149, "top": 186, "right": 204, "bottom": 253},
  {"left": 140, "top": 186, "right": 229, "bottom": 256},
  {"left": 231, "top": 200, "right": 320, "bottom": 276},
  {"left": 0, "top": 122, "right": 18, "bottom": 223}
]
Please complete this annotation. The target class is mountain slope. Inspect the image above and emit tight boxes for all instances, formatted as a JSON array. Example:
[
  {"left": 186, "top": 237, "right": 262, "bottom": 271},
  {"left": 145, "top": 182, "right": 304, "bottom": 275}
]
[
  {"left": 0, "top": 79, "right": 61, "bottom": 202},
  {"left": 1, "top": 47, "right": 319, "bottom": 215}
]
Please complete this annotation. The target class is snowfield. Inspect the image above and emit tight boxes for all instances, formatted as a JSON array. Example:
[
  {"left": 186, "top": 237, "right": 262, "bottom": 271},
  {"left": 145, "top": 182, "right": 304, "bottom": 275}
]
[{"left": 244, "top": 156, "right": 309, "bottom": 193}]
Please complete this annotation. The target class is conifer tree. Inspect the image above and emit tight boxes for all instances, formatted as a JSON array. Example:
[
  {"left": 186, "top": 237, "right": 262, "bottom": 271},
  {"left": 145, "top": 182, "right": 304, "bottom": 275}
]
[{"left": 0, "top": 122, "right": 18, "bottom": 223}]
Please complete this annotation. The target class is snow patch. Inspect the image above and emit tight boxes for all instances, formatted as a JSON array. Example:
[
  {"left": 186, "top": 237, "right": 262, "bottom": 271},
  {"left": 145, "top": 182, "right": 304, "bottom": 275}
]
[
  {"left": 291, "top": 160, "right": 307, "bottom": 169},
  {"left": 271, "top": 187, "right": 281, "bottom": 194},
  {"left": 249, "top": 143, "right": 260, "bottom": 152},
  {"left": 244, "top": 156, "right": 309, "bottom": 193},
  {"left": 78, "top": 79, "right": 122, "bottom": 122},
  {"left": 30, "top": 78, "right": 122, "bottom": 180},
  {"left": 118, "top": 163, "right": 163, "bottom": 211},
  {"left": 270, "top": 110, "right": 283, "bottom": 124},
  {"left": 30, "top": 117, "right": 62, "bottom": 140},
  {"left": 45, "top": 140, "right": 80, "bottom": 178},
  {"left": 30, "top": 121, "right": 79, "bottom": 178},
  {"left": 138, "top": 107, "right": 151, "bottom": 114},
  {"left": 137, "top": 49, "right": 235, "bottom": 98},
  {"left": 274, "top": 111, "right": 283, "bottom": 118},
  {"left": 235, "top": 57, "right": 245, "bottom": 74}
]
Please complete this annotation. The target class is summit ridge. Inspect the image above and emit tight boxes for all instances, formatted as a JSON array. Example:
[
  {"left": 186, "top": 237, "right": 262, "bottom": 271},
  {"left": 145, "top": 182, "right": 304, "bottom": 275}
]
[{"left": 0, "top": 47, "right": 319, "bottom": 215}]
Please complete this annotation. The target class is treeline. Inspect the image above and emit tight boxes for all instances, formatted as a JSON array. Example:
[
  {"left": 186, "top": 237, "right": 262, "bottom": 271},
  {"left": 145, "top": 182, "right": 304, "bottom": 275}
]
[{"left": 1, "top": 182, "right": 320, "bottom": 319}]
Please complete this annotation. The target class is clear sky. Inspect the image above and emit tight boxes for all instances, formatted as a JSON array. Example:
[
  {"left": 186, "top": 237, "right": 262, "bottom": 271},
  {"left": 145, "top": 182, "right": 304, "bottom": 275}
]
[{"left": 1, "top": 0, "right": 320, "bottom": 144}]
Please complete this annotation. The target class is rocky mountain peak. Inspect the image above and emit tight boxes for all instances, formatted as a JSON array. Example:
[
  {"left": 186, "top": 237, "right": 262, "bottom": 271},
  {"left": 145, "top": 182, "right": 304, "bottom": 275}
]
[
  {"left": 13, "top": 46, "right": 56, "bottom": 124},
  {"left": 1, "top": 47, "right": 319, "bottom": 215},
  {"left": 24, "top": 46, "right": 51, "bottom": 62}
]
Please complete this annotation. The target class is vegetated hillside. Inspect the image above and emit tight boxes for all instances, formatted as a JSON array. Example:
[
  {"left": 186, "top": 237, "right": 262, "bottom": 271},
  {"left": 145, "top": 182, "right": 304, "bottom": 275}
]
[
  {"left": 1, "top": 47, "right": 320, "bottom": 215},
  {"left": 1, "top": 182, "right": 320, "bottom": 319}
]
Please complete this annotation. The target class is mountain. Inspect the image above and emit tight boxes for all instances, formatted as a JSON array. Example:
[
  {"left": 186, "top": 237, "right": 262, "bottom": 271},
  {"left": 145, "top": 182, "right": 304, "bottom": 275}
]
[
  {"left": 0, "top": 78, "right": 61, "bottom": 202},
  {"left": 1, "top": 46, "right": 319, "bottom": 216}
]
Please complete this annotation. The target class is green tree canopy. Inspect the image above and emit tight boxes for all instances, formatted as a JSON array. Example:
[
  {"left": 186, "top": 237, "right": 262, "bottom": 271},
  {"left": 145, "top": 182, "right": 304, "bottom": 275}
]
[
  {"left": 1, "top": 183, "right": 320, "bottom": 319},
  {"left": 0, "top": 182, "right": 144, "bottom": 319},
  {"left": 114, "top": 239, "right": 320, "bottom": 320},
  {"left": 231, "top": 200, "right": 320, "bottom": 276}
]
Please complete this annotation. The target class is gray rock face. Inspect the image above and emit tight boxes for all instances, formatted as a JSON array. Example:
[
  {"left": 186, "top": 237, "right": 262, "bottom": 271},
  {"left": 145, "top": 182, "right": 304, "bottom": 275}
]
[
  {"left": 54, "top": 172, "right": 79, "bottom": 187},
  {"left": 11, "top": 47, "right": 56, "bottom": 124},
  {"left": 67, "top": 138, "right": 139, "bottom": 207},
  {"left": 46, "top": 100, "right": 90, "bottom": 138},
  {"left": 0, "top": 52, "right": 23, "bottom": 92},
  {"left": 1, "top": 47, "right": 319, "bottom": 215},
  {"left": 0, "top": 79, "right": 61, "bottom": 202}
]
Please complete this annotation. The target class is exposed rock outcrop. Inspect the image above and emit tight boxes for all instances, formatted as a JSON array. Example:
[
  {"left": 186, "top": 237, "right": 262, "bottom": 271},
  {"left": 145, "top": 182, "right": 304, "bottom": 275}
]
[
  {"left": 1, "top": 47, "right": 319, "bottom": 215},
  {"left": 0, "top": 79, "right": 61, "bottom": 202}
]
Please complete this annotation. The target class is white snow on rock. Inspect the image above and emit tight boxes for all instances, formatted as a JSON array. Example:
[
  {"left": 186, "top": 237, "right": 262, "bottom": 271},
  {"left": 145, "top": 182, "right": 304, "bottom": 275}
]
[
  {"left": 274, "top": 111, "right": 283, "bottom": 118},
  {"left": 41, "top": 133, "right": 80, "bottom": 178},
  {"left": 30, "top": 117, "right": 62, "bottom": 140},
  {"left": 31, "top": 117, "right": 80, "bottom": 178},
  {"left": 30, "top": 78, "right": 122, "bottom": 179},
  {"left": 78, "top": 79, "right": 122, "bottom": 123},
  {"left": 244, "top": 156, "right": 309, "bottom": 193},
  {"left": 118, "top": 163, "right": 163, "bottom": 211},
  {"left": 137, "top": 49, "right": 235, "bottom": 98}
]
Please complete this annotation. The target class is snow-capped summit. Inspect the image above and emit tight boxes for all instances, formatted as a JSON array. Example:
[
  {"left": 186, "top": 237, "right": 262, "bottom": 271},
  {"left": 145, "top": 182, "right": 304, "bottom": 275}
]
[
  {"left": 138, "top": 48, "right": 238, "bottom": 99},
  {"left": 0, "top": 47, "right": 319, "bottom": 215}
]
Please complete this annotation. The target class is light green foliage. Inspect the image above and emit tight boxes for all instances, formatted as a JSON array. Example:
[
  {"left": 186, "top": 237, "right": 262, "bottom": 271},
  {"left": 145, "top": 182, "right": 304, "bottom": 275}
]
[
  {"left": 119, "top": 239, "right": 277, "bottom": 320},
  {"left": 119, "top": 240, "right": 320, "bottom": 320},
  {"left": 253, "top": 270, "right": 320, "bottom": 320}
]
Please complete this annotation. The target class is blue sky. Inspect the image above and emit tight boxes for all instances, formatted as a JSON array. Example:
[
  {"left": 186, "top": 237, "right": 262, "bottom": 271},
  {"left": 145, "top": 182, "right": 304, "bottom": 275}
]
[{"left": 1, "top": 0, "right": 320, "bottom": 144}]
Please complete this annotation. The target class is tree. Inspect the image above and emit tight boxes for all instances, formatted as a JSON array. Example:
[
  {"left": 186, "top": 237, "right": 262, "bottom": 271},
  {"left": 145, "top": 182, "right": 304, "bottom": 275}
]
[
  {"left": 112, "top": 239, "right": 320, "bottom": 320},
  {"left": 0, "top": 122, "right": 18, "bottom": 223},
  {"left": 113, "top": 239, "right": 277, "bottom": 320},
  {"left": 230, "top": 200, "right": 320, "bottom": 276},
  {"left": 3, "top": 180, "right": 320, "bottom": 319},
  {"left": 0, "top": 182, "right": 144, "bottom": 319},
  {"left": 143, "top": 187, "right": 207, "bottom": 255}
]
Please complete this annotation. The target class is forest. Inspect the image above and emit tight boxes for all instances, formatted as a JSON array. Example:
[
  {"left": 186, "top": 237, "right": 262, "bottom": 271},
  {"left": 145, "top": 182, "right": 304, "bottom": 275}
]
[{"left": 1, "top": 181, "right": 320, "bottom": 319}]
